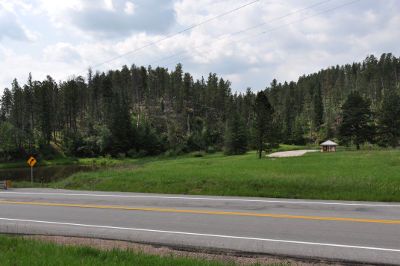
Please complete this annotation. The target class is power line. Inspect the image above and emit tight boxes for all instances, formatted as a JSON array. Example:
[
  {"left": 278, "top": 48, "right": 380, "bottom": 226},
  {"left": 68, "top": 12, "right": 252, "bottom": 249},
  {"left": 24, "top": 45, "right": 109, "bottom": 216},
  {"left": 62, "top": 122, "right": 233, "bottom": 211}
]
[
  {"left": 85, "top": 0, "right": 262, "bottom": 73},
  {"left": 146, "top": 0, "right": 332, "bottom": 67},
  {"left": 159, "top": 0, "right": 360, "bottom": 70}
]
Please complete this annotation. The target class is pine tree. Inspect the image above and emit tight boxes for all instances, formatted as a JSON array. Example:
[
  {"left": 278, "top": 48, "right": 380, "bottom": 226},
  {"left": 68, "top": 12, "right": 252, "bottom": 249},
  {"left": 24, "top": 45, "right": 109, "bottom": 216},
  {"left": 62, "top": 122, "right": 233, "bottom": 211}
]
[
  {"left": 0, "top": 88, "right": 12, "bottom": 121},
  {"left": 339, "top": 92, "right": 374, "bottom": 149},
  {"left": 108, "top": 96, "right": 134, "bottom": 155},
  {"left": 10, "top": 79, "right": 26, "bottom": 150},
  {"left": 312, "top": 82, "right": 323, "bottom": 130},
  {"left": 35, "top": 76, "right": 56, "bottom": 145},
  {"left": 224, "top": 110, "right": 247, "bottom": 155},
  {"left": 1, "top": 54, "right": 400, "bottom": 160},
  {"left": 254, "top": 91, "right": 274, "bottom": 159},
  {"left": 377, "top": 92, "right": 400, "bottom": 147}
]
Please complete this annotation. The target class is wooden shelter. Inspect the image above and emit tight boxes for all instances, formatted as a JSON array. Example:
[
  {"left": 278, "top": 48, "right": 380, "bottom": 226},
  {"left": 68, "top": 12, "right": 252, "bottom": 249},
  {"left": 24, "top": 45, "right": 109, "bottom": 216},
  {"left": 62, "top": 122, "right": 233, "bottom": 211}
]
[{"left": 320, "top": 140, "right": 338, "bottom": 152}]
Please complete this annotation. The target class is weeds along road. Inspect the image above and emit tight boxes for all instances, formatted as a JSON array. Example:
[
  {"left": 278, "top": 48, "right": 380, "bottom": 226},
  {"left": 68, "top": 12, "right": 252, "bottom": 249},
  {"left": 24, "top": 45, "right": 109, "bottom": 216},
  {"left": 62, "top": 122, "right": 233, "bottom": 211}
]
[{"left": 0, "top": 188, "right": 399, "bottom": 265}]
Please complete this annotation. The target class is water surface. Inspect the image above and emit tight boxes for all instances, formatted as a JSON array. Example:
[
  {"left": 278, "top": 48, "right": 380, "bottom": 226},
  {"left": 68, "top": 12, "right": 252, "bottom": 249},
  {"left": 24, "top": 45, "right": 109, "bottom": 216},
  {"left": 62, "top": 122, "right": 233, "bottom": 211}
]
[{"left": 0, "top": 165, "right": 98, "bottom": 183}]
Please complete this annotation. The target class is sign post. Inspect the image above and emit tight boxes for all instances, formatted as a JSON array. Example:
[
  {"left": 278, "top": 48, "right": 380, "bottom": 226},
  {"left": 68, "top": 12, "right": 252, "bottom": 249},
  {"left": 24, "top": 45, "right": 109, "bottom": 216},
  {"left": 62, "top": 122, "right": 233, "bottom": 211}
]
[{"left": 27, "top": 156, "right": 37, "bottom": 184}]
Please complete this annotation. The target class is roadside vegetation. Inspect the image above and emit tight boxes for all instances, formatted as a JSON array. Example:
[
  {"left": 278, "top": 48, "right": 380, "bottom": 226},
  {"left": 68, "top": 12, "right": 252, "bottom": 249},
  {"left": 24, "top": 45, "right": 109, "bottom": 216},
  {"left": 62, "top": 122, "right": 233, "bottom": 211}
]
[
  {"left": 13, "top": 148, "right": 400, "bottom": 202},
  {"left": 0, "top": 157, "right": 78, "bottom": 169},
  {"left": 0, "top": 156, "right": 139, "bottom": 170},
  {"left": 0, "top": 235, "right": 236, "bottom": 266}
]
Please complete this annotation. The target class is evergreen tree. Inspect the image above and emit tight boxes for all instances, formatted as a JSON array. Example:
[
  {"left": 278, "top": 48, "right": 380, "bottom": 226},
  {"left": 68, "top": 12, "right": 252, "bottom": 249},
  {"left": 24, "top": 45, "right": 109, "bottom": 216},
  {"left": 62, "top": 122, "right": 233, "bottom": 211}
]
[
  {"left": 377, "top": 92, "right": 400, "bottom": 147},
  {"left": 312, "top": 82, "right": 323, "bottom": 130},
  {"left": 35, "top": 76, "right": 56, "bottom": 145},
  {"left": 224, "top": 110, "right": 247, "bottom": 155},
  {"left": 254, "top": 91, "right": 274, "bottom": 159},
  {"left": 108, "top": 97, "right": 134, "bottom": 155},
  {"left": 339, "top": 92, "right": 374, "bottom": 149},
  {"left": 0, "top": 88, "right": 12, "bottom": 121},
  {"left": 136, "top": 121, "right": 165, "bottom": 156},
  {"left": 1, "top": 54, "right": 400, "bottom": 160},
  {"left": 10, "top": 79, "right": 26, "bottom": 151},
  {"left": 283, "top": 82, "right": 295, "bottom": 140},
  {"left": 0, "top": 122, "right": 18, "bottom": 158}
]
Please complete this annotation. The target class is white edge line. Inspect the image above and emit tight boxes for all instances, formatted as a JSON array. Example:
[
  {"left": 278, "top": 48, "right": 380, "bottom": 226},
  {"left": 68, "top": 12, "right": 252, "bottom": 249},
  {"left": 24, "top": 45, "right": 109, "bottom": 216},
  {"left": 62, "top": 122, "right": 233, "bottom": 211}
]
[
  {"left": 0, "top": 217, "right": 399, "bottom": 253},
  {"left": 0, "top": 191, "right": 399, "bottom": 207}
]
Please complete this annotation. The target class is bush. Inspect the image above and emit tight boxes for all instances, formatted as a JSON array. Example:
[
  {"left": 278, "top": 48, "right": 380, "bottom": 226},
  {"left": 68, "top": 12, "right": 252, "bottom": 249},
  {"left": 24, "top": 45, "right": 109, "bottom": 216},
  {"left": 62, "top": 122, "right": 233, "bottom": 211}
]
[
  {"left": 192, "top": 151, "right": 205, "bottom": 157},
  {"left": 206, "top": 146, "right": 216, "bottom": 154},
  {"left": 117, "top": 153, "right": 126, "bottom": 159},
  {"left": 165, "top": 148, "right": 185, "bottom": 157},
  {"left": 127, "top": 149, "right": 148, "bottom": 158}
]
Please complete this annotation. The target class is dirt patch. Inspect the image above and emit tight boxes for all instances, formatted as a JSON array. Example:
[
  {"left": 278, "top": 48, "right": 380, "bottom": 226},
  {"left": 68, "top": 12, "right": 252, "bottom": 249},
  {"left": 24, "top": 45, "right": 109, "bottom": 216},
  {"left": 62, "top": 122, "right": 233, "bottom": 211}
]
[
  {"left": 24, "top": 235, "right": 337, "bottom": 265},
  {"left": 268, "top": 150, "right": 318, "bottom": 158}
]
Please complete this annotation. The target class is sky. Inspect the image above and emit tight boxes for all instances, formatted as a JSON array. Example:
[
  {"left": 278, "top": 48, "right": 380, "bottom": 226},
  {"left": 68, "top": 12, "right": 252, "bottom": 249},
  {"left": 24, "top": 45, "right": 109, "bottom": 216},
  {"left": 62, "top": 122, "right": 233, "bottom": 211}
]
[{"left": 0, "top": 0, "right": 399, "bottom": 93}]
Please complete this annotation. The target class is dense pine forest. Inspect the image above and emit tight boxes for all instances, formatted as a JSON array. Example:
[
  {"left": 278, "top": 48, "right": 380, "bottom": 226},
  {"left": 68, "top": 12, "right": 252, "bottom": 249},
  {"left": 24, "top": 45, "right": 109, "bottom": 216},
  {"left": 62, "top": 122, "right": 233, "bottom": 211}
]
[{"left": 1, "top": 53, "right": 399, "bottom": 161}]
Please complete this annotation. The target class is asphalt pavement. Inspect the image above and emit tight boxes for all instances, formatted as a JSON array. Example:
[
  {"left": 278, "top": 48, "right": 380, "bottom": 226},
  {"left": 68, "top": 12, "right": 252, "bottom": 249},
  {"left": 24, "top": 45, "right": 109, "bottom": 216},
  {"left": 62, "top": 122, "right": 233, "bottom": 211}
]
[{"left": 0, "top": 188, "right": 399, "bottom": 264}]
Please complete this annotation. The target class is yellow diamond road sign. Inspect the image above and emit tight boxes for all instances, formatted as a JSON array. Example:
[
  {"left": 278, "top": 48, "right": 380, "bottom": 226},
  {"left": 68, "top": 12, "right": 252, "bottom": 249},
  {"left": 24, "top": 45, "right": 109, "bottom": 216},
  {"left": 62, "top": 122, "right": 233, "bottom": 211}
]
[{"left": 27, "top": 156, "right": 37, "bottom": 167}]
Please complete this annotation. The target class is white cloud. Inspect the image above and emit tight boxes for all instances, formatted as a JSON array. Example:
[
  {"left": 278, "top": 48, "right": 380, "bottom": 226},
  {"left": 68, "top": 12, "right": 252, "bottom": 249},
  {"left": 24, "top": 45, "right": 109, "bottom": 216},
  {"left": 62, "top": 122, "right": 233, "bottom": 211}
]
[
  {"left": 43, "top": 42, "right": 82, "bottom": 63},
  {"left": 0, "top": 4, "right": 34, "bottom": 41},
  {"left": 0, "top": 45, "right": 72, "bottom": 88},
  {"left": 36, "top": 0, "right": 175, "bottom": 38},
  {"left": 104, "top": 0, "right": 116, "bottom": 12},
  {"left": 1, "top": 0, "right": 400, "bottom": 93},
  {"left": 0, "top": 0, "right": 34, "bottom": 13},
  {"left": 124, "top": 1, "right": 135, "bottom": 15}
]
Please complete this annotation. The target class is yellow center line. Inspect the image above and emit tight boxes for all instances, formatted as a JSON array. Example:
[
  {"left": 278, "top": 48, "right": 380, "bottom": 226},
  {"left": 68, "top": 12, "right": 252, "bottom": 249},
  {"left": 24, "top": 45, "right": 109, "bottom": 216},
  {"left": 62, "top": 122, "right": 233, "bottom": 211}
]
[{"left": 0, "top": 200, "right": 399, "bottom": 224}]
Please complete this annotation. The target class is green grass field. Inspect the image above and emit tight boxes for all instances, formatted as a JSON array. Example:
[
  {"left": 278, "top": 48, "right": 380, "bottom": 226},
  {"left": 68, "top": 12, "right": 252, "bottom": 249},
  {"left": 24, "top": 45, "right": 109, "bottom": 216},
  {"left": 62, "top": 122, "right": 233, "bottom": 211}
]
[
  {"left": 14, "top": 149, "right": 400, "bottom": 202},
  {"left": 0, "top": 235, "right": 235, "bottom": 266}
]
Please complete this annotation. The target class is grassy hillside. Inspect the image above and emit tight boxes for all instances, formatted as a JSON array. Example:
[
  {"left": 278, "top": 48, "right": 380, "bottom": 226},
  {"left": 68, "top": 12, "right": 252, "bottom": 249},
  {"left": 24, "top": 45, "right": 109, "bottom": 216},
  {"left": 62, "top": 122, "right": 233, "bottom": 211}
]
[
  {"left": 15, "top": 149, "right": 400, "bottom": 202},
  {"left": 0, "top": 235, "right": 234, "bottom": 266}
]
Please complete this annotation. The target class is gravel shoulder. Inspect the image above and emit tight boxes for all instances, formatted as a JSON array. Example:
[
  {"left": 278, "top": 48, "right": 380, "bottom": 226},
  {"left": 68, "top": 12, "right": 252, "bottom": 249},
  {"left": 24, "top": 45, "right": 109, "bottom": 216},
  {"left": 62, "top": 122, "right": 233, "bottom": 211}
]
[{"left": 24, "top": 235, "right": 332, "bottom": 265}]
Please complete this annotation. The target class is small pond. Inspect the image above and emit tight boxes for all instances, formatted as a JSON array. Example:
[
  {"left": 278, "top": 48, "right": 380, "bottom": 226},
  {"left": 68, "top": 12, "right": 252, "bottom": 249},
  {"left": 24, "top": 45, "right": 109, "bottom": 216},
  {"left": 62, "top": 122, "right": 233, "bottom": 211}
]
[{"left": 0, "top": 165, "right": 98, "bottom": 183}]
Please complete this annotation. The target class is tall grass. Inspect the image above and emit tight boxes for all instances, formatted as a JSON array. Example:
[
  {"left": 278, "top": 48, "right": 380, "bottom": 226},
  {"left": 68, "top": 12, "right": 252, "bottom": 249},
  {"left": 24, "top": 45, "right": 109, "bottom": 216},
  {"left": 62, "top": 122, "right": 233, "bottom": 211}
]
[
  {"left": 28, "top": 149, "right": 400, "bottom": 202},
  {"left": 0, "top": 235, "right": 234, "bottom": 266}
]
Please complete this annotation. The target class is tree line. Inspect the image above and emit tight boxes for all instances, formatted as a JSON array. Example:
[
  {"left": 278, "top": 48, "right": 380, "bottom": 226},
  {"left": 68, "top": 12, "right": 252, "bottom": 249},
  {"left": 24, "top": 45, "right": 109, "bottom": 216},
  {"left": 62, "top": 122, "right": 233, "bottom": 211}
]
[{"left": 0, "top": 53, "right": 399, "bottom": 161}]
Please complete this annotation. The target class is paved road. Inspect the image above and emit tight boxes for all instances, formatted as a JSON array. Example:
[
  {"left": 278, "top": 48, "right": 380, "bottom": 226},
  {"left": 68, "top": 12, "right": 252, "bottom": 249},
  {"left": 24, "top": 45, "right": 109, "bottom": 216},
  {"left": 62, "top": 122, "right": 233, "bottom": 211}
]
[{"left": 0, "top": 188, "right": 399, "bottom": 265}]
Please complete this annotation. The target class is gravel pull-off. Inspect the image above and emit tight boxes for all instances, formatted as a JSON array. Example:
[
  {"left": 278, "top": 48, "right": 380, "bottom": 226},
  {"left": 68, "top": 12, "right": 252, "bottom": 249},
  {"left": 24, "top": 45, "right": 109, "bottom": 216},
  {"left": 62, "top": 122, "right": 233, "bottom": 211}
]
[{"left": 268, "top": 150, "right": 318, "bottom": 158}]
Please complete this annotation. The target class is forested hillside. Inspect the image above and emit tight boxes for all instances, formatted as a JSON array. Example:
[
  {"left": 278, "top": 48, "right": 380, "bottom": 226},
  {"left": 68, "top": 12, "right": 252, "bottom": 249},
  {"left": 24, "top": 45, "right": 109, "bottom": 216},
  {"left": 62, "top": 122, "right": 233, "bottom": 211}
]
[{"left": 1, "top": 53, "right": 399, "bottom": 160}]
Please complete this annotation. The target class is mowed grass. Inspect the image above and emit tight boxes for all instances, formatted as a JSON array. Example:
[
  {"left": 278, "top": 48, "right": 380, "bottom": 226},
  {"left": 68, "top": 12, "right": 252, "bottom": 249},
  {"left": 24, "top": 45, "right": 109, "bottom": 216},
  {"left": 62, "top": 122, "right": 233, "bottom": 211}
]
[
  {"left": 0, "top": 235, "right": 234, "bottom": 266},
  {"left": 37, "top": 149, "right": 400, "bottom": 202}
]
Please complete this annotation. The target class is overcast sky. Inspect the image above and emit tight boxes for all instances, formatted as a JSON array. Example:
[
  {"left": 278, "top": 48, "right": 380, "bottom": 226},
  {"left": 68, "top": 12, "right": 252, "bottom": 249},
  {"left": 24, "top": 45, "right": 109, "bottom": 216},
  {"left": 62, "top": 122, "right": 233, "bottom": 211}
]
[{"left": 0, "top": 0, "right": 399, "bottom": 93}]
